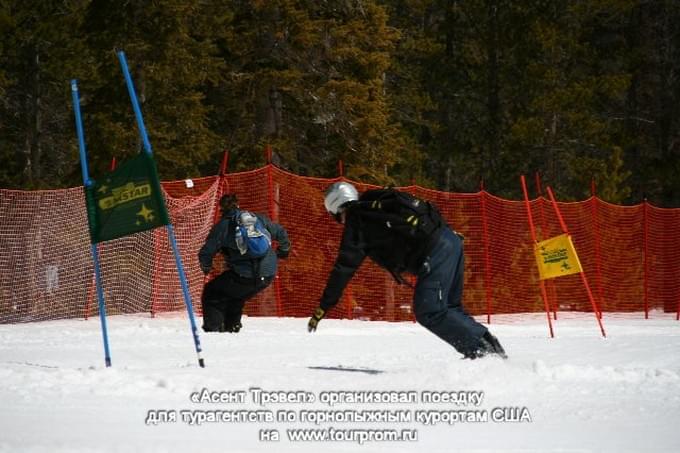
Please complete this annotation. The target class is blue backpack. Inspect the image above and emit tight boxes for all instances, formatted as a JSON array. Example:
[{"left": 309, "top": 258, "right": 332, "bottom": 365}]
[{"left": 233, "top": 210, "right": 272, "bottom": 258}]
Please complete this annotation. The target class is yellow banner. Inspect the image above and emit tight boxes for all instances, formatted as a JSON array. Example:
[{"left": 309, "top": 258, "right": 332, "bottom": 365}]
[{"left": 534, "top": 233, "right": 583, "bottom": 280}]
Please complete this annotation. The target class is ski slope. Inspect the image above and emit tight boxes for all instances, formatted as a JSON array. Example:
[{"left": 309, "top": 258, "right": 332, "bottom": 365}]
[{"left": 1, "top": 313, "right": 679, "bottom": 453}]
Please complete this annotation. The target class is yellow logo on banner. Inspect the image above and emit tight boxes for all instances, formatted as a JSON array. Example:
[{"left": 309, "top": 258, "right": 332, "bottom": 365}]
[
  {"left": 98, "top": 182, "right": 152, "bottom": 210},
  {"left": 534, "top": 233, "right": 583, "bottom": 280}
]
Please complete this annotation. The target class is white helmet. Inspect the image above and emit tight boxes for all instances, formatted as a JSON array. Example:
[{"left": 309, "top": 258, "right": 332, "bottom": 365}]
[{"left": 324, "top": 182, "right": 358, "bottom": 214}]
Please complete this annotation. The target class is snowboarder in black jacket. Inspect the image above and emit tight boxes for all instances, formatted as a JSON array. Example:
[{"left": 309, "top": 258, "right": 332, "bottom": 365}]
[
  {"left": 199, "top": 193, "right": 290, "bottom": 333},
  {"left": 308, "top": 182, "right": 506, "bottom": 359}
]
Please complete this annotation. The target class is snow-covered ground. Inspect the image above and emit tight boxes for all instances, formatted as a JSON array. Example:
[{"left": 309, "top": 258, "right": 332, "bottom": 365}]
[{"left": 1, "top": 312, "right": 679, "bottom": 453}]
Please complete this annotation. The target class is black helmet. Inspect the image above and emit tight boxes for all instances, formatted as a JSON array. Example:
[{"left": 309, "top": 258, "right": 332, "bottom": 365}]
[{"left": 219, "top": 193, "right": 238, "bottom": 211}]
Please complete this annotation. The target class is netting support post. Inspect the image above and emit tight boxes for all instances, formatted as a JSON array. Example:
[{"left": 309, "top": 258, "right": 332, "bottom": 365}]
[
  {"left": 520, "top": 175, "right": 555, "bottom": 338},
  {"left": 71, "top": 79, "right": 112, "bottom": 367},
  {"left": 642, "top": 199, "right": 649, "bottom": 319},
  {"left": 220, "top": 150, "right": 229, "bottom": 176},
  {"left": 590, "top": 183, "right": 605, "bottom": 318},
  {"left": 536, "top": 173, "right": 558, "bottom": 320},
  {"left": 197, "top": 151, "right": 230, "bottom": 317},
  {"left": 479, "top": 189, "right": 494, "bottom": 324},
  {"left": 345, "top": 286, "right": 354, "bottom": 320},
  {"left": 216, "top": 149, "right": 230, "bottom": 222},
  {"left": 84, "top": 273, "right": 95, "bottom": 320},
  {"left": 149, "top": 231, "right": 164, "bottom": 317},
  {"left": 118, "top": 50, "right": 204, "bottom": 368},
  {"left": 265, "top": 145, "right": 284, "bottom": 318},
  {"left": 546, "top": 187, "right": 606, "bottom": 338}
]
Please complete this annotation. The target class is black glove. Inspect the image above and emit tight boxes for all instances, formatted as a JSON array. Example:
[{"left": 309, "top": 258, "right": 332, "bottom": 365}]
[
  {"left": 276, "top": 248, "right": 290, "bottom": 259},
  {"left": 307, "top": 307, "right": 326, "bottom": 332}
]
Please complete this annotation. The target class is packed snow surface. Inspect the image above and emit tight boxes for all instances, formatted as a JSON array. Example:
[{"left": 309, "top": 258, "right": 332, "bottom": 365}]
[{"left": 1, "top": 313, "right": 679, "bottom": 452}]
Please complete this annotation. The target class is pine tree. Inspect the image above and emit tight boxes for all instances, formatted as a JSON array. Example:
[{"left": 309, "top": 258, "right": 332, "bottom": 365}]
[
  {"left": 622, "top": 0, "right": 680, "bottom": 206},
  {"left": 507, "top": 1, "right": 633, "bottom": 200},
  {"left": 385, "top": 0, "right": 637, "bottom": 199},
  {"left": 80, "top": 0, "right": 227, "bottom": 180},
  {"left": 0, "top": 0, "right": 93, "bottom": 188},
  {"left": 208, "top": 0, "right": 403, "bottom": 184},
  {"left": 382, "top": 0, "right": 446, "bottom": 188}
]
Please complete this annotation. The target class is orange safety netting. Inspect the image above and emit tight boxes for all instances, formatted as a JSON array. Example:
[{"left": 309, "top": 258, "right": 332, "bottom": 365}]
[{"left": 1, "top": 164, "right": 679, "bottom": 325}]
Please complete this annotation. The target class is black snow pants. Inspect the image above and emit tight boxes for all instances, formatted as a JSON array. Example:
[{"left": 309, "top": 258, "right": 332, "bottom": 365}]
[
  {"left": 413, "top": 228, "right": 488, "bottom": 356},
  {"left": 201, "top": 270, "right": 273, "bottom": 332}
]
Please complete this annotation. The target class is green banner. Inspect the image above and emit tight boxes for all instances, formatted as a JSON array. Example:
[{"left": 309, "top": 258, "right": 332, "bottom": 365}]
[{"left": 85, "top": 152, "right": 169, "bottom": 243}]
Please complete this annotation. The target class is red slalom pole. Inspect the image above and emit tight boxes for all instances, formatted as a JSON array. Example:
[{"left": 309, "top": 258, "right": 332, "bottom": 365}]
[{"left": 546, "top": 187, "right": 606, "bottom": 338}]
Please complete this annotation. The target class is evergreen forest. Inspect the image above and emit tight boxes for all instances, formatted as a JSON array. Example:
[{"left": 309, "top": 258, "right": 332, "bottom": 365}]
[{"left": 1, "top": 0, "right": 679, "bottom": 206}]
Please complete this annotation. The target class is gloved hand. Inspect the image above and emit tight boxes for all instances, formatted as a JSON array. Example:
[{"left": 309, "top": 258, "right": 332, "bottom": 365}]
[
  {"left": 307, "top": 307, "right": 326, "bottom": 332},
  {"left": 276, "top": 248, "right": 290, "bottom": 259}
]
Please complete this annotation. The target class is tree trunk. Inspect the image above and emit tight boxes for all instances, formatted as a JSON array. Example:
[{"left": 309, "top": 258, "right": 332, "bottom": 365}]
[
  {"left": 485, "top": 0, "right": 500, "bottom": 182},
  {"left": 25, "top": 45, "right": 42, "bottom": 185}
]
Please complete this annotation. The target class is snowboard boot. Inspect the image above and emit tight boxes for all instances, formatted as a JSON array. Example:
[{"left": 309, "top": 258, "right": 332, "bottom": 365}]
[
  {"left": 464, "top": 332, "right": 508, "bottom": 360},
  {"left": 224, "top": 321, "right": 242, "bottom": 333},
  {"left": 482, "top": 331, "right": 507, "bottom": 359}
]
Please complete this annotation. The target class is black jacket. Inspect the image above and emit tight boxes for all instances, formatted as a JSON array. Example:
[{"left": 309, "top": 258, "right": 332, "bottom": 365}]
[
  {"left": 198, "top": 209, "right": 290, "bottom": 279},
  {"left": 319, "top": 201, "right": 443, "bottom": 311}
]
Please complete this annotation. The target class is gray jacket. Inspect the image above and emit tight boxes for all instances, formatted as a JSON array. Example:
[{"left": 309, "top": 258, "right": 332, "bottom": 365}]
[{"left": 198, "top": 209, "right": 290, "bottom": 279}]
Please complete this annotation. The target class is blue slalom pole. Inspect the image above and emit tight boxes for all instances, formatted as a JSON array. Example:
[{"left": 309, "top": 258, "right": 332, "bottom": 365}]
[
  {"left": 117, "top": 51, "right": 153, "bottom": 154},
  {"left": 71, "top": 80, "right": 112, "bottom": 367},
  {"left": 117, "top": 51, "right": 205, "bottom": 368}
]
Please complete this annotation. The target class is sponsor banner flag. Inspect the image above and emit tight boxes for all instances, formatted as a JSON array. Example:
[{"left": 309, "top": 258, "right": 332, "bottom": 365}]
[
  {"left": 534, "top": 233, "right": 583, "bottom": 280},
  {"left": 85, "top": 152, "right": 169, "bottom": 243}
]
